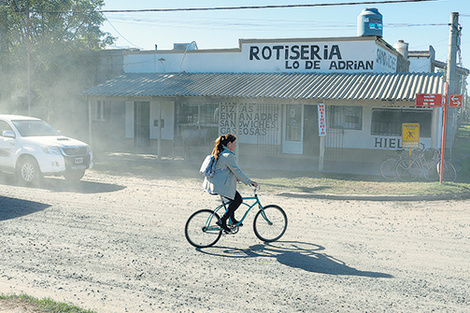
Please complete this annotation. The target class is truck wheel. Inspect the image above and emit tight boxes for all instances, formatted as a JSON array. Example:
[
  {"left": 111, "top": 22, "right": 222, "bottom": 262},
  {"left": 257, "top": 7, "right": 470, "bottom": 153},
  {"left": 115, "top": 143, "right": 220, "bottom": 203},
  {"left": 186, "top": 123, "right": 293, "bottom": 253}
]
[
  {"left": 64, "top": 169, "right": 85, "bottom": 182},
  {"left": 17, "top": 156, "right": 42, "bottom": 186}
]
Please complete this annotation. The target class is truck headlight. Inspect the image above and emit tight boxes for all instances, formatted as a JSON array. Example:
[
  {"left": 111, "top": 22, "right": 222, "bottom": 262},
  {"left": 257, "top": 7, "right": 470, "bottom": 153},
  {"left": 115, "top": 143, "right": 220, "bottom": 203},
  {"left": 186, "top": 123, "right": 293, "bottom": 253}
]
[{"left": 41, "top": 146, "right": 62, "bottom": 155}]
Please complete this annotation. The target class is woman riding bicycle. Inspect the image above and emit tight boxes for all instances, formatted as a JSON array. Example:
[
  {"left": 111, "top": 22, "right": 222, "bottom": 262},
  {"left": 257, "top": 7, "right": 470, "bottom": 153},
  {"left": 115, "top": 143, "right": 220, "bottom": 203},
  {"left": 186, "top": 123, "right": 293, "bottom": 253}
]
[{"left": 202, "top": 134, "right": 258, "bottom": 233}]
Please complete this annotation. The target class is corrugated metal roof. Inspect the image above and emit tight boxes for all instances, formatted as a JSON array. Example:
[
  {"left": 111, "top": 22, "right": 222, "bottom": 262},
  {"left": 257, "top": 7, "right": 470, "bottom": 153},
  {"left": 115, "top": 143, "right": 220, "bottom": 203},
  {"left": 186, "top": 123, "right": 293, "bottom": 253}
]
[{"left": 82, "top": 72, "right": 444, "bottom": 101}]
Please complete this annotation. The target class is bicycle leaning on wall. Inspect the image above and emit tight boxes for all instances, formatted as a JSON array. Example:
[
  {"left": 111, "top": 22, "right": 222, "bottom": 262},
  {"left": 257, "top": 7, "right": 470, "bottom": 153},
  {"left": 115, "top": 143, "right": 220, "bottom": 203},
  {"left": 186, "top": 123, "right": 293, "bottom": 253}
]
[
  {"left": 184, "top": 186, "right": 288, "bottom": 248},
  {"left": 395, "top": 146, "right": 457, "bottom": 182},
  {"left": 380, "top": 149, "right": 406, "bottom": 180}
]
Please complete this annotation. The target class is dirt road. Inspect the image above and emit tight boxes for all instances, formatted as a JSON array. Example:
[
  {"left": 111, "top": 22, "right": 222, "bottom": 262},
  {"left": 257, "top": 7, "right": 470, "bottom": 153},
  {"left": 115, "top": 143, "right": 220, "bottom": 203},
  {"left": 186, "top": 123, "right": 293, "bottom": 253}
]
[{"left": 0, "top": 169, "right": 469, "bottom": 312}]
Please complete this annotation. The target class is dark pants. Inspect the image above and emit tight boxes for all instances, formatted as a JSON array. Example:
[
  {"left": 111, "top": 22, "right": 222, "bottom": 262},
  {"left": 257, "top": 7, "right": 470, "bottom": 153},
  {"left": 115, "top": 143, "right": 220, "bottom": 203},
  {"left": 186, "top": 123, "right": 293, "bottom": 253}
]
[{"left": 222, "top": 191, "right": 242, "bottom": 222}]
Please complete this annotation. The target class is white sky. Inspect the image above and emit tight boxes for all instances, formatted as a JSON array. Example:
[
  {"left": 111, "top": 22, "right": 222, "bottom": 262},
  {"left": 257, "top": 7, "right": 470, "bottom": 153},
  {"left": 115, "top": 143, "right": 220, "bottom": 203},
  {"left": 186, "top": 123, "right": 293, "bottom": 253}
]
[{"left": 101, "top": 0, "right": 470, "bottom": 70}]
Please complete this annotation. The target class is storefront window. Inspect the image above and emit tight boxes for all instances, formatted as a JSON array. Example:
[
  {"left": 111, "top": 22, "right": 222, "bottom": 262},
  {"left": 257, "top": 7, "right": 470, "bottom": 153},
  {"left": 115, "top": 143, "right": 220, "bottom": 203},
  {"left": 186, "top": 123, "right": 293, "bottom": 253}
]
[
  {"left": 328, "top": 106, "right": 362, "bottom": 130},
  {"left": 177, "top": 103, "right": 218, "bottom": 126},
  {"left": 371, "top": 108, "right": 432, "bottom": 137},
  {"left": 177, "top": 102, "right": 219, "bottom": 143}
]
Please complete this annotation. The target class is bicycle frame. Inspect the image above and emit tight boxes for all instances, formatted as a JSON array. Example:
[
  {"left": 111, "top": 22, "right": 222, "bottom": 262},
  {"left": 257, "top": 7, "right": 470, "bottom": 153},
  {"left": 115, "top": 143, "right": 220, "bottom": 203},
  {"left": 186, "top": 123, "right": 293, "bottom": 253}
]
[
  {"left": 204, "top": 190, "right": 271, "bottom": 232},
  {"left": 214, "top": 193, "right": 262, "bottom": 224},
  {"left": 398, "top": 148, "right": 440, "bottom": 181},
  {"left": 414, "top": 149, "right": 440, "bottom": 178}
]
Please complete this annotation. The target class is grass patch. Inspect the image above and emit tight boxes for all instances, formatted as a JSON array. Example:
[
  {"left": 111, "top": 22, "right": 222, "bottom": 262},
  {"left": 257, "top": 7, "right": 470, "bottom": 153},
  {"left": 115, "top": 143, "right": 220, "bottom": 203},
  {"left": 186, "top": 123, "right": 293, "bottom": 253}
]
[
  {"left": 91, "top": 152, "right": 470, "bottom": 199},
  {"left": 248, "top": 170, "right": 470, "bottom": 198},
  {"left": 0, "top": 294, "right": 96, "bottom": 313}
]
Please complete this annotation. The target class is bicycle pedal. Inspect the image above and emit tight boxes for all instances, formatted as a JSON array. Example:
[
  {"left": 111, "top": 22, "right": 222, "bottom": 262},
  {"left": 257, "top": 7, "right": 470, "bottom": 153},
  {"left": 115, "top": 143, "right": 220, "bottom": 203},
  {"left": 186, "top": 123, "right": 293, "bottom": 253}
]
[{"left": 228, "top": 225, "right": 239, "bottom": 234}]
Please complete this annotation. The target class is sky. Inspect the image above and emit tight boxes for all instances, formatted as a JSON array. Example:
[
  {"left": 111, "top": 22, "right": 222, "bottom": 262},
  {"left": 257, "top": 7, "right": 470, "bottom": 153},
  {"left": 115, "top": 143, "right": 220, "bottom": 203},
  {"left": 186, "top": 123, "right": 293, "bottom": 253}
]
[{"left": 100, "top": 0, "right": 470, "bottom": 69}]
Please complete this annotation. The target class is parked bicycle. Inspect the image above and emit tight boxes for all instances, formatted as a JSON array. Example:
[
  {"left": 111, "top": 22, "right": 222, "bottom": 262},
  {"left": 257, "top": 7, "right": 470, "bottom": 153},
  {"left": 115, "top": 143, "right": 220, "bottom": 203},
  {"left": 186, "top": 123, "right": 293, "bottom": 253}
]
[
  {"left": 185, "top": 186, "right": 287, "bottom": 248},
  {"left": 395, "top": 147, "right": 457, "bottom": 182},
  {"left": 380, "top": 149, "right": 406, "bottom": 180}
]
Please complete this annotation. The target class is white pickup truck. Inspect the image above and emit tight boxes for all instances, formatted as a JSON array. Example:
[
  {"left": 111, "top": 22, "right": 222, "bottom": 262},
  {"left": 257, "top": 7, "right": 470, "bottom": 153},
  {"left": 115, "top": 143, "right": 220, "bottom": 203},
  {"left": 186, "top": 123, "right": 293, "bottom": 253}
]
[{"left": 0, "top": 114, "right": 93, "bottom": 184}]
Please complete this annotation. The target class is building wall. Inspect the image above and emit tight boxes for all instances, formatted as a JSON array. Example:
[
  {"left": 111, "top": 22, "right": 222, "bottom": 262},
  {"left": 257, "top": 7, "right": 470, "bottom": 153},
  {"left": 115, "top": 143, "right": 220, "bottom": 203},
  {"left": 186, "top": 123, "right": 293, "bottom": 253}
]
[
  {"left": 90, "top": 99, "right": 127, "bottom": 153},
  {"left": 409, "top": 57, "right": 432, "bottom": 73},
  {"left": 123, "top": 37, "right": 408, "bottom": 74}
]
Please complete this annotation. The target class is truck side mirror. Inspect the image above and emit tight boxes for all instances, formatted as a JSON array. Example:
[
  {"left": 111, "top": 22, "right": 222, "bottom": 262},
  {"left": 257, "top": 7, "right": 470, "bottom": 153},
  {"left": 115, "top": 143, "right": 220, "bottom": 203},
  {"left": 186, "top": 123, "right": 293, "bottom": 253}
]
[{"left": 2, "top": 130, "right": 16, "bottom": 138}]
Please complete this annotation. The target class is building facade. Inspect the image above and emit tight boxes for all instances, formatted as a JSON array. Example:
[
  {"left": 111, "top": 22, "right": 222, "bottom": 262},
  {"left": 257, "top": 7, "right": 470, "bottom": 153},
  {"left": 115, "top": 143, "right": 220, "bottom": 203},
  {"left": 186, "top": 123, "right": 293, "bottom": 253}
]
[{"left": 83, "top": 35, "right": 454, "bottom": 174}]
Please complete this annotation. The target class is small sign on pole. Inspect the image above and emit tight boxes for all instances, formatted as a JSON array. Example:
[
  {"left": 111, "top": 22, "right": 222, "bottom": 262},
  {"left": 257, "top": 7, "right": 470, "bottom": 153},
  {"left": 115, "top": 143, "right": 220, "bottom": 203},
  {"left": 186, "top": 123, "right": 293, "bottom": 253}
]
[
  {"left": 318, "top": 103, "right": 326, "bottom": 136},
  {"left": 449, "top": 94, "right": 463, "bottom": 107},
  {"left": 415, "top": 94, "right": 443, "bottom": 107},
  {"left": 402, "top": 123, "right": 420, "bottom": 149}
]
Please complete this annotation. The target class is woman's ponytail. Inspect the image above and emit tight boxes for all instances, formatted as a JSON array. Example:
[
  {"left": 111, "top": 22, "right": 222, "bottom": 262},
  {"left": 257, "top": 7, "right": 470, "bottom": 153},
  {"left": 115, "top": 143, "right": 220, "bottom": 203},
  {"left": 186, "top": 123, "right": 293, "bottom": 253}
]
[{"left": 211, "top": 134, "right": 236, "bottom": 159}]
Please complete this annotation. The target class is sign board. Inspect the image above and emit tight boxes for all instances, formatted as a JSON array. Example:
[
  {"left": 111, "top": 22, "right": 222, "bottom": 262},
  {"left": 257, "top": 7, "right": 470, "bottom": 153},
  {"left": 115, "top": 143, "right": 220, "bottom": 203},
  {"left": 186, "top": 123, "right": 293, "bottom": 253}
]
[
  {"left": 318, "top": 103, "right": 326, "bottom": 136},
  {"left": 402, "top": 123, "right": 420, "bottom": 149},
  {"left": 243, "top": 40, "right": 397, "bottom": 73},
  {"left": 449, "top": 94, "right": 463, "bottom": 108},
  {"left": 415, "top": 94, "right": 443, "bottom": 107}
]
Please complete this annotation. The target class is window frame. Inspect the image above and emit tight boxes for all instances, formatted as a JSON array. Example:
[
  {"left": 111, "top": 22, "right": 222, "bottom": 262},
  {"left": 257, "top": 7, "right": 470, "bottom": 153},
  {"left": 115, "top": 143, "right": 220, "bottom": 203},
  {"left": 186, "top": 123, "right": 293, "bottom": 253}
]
[
  {"left": 327, "top": 105, "right": 363, "bottom": 130},
  {"left": 93, "top": 100, "right": 105, "bottom": 121},
  {"left": 371, "top": 108, "right": 433, "bottom": 138}
]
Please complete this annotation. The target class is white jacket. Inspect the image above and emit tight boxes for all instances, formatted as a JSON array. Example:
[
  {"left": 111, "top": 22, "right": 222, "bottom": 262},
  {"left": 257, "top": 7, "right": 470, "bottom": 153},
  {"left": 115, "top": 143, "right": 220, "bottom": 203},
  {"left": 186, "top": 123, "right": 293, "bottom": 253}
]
[{"left": 202, "top": 147, "right": 252, "bottom": 200}]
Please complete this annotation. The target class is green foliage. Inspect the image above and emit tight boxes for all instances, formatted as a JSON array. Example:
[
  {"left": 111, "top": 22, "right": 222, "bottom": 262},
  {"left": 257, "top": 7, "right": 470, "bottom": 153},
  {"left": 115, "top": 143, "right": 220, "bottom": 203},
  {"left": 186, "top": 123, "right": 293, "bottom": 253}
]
[
  {"left": 1, "top": 0, "right": 114, "bottom": 129},
  {"left": 454, "top": 122, "right": 470, "bottom": 180},
  {"left": 0, "top": 294, "right": 97, "bottom": 313}
]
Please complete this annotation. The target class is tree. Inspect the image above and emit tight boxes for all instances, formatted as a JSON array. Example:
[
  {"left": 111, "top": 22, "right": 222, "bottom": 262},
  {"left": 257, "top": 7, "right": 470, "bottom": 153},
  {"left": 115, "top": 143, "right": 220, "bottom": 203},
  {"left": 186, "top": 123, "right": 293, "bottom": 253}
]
[{"left": 1, "top": 0, "right": 114, "bottom": 136}]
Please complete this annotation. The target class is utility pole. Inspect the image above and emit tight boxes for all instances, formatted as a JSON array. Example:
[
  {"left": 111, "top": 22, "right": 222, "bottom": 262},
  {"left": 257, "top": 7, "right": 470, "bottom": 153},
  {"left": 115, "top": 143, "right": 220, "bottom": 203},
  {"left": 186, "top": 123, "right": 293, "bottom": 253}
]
[
  {"left": 26, "top": 0, "right": 31, "bottom": 116},
  {"left": 0, "top": 0, "right": 9, "bottom": 109},
  {"left": 444, "top": 12, "right": 460, "bottom": 156}
]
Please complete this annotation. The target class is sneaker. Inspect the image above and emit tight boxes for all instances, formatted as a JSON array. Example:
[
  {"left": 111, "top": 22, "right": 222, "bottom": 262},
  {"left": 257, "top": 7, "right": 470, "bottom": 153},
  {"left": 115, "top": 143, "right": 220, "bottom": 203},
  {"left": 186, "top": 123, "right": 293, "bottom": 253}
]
[
  {"left": 216, "top": 219, "right": 230, "bottom": 233},
  {"left": 229, "top": 217, "right": 243, "bottom": 227}
]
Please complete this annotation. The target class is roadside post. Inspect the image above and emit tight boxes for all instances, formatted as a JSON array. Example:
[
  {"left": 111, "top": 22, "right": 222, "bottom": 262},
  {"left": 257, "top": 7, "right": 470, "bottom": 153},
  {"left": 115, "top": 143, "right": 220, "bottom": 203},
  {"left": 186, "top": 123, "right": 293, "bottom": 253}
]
[
  {"left": 318, "top": 103, "right": 326, "bottom": 171},
  {"left": 416, "top": 83, "right": 462, "bottom": 183}
]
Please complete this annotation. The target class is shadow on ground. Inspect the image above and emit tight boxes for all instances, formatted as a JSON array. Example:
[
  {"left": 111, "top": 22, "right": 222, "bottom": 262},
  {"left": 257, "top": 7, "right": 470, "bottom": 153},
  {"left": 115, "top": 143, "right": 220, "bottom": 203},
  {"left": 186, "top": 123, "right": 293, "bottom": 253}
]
[
  {"left": 197, "top": 241, "right": 393, "bottom": 278},
  {"left": 0, "top": 196, "right": 51, "bottom": 221},
  {"left": 0, "top": 174, "right": 126, "bottom": 194}
]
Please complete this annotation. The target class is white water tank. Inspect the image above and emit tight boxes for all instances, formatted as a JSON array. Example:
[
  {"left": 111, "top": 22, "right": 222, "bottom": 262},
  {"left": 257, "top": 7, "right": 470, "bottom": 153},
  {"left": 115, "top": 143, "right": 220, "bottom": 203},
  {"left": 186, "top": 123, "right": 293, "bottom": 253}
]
[
  {"left": 357, "top": 8, "right": 383, "bottom": 37},
  {"left": 394, "top": 40, "right": 409, "bottom": 58}
]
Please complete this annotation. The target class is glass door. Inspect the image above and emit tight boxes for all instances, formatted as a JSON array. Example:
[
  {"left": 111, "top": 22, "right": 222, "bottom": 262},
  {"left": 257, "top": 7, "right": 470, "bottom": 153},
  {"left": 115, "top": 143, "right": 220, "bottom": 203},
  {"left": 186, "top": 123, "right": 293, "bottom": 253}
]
[{"left": 282, "top": 104, "right": 303, "bottom": 154}]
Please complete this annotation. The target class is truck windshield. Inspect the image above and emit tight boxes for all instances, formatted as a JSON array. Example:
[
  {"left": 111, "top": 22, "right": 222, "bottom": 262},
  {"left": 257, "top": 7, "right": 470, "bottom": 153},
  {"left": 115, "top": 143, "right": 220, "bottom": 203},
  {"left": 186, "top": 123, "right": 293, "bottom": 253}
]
[{"left": 12, "top": 120, "right": 60, "bottom": 137}]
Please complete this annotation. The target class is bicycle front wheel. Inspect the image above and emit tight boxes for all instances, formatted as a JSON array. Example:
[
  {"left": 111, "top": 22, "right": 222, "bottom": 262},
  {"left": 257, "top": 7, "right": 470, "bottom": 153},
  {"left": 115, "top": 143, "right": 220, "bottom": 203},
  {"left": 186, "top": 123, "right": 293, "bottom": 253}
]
[
  {"left": 253, "top": 205, "right": 287, "bottom": 242},
  {"left": 185, "top": 209, "right": 222, "bottom": 248},
  {"left": 380, "top": 158, "right": 399, "bottom": 180},
  {"left": 437, "top": 160, "right": 457, "bottom": 182},
  {"left": 396, "top": 157, "right": 419, "bottom": 182}
]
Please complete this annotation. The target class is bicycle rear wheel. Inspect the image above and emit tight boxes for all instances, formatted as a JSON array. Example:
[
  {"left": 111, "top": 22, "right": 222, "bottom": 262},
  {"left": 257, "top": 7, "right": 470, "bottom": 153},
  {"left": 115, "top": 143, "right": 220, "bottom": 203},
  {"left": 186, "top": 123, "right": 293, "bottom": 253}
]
[
  {"left": 185, "top": 209, "right": 222, "bottom": 248},
  {"left": 437, "top": 160, "right": 457, "bottom": 182},
  {"left": 396, "top": 157, "right": 419, "bottom": 182},
  {"left": 253, "top": 205, "right": 287, "bottom": 242},
  {"left": 380, "top": 158, "right": 399, "bottom": 180}
]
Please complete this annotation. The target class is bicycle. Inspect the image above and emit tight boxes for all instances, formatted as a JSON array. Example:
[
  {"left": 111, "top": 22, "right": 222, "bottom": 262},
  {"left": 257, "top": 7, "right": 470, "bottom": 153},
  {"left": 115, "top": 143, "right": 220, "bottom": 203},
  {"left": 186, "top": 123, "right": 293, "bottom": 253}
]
[
  {"left": 185, "top": 186, "right": 288, "bottom": 248},
  {"left": 395, "top": 147, "right": 457, "bottom": 182},
  {"left": 379, "top": 149, "right": 406, "bottom": 180}
]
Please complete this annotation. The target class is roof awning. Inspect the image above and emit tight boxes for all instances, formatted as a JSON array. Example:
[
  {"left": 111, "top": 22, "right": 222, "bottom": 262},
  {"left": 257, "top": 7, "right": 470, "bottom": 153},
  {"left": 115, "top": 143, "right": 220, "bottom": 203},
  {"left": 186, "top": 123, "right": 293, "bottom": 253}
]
[{"left": 82, "top": 72, "right": 444, "bottom": 101}]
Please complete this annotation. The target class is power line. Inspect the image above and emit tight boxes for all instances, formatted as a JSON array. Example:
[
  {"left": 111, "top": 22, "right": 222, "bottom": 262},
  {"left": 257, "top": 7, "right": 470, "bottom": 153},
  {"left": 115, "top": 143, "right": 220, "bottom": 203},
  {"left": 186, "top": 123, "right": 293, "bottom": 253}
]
[
  {"left": 103, "top": 14, "right": 140, "bottom": 48},
  {"left": 98, "top": 0, "right": 435, "bottom": 13},
  {"left": 19, "top": 0, "right": 436, "bottom": 14}
]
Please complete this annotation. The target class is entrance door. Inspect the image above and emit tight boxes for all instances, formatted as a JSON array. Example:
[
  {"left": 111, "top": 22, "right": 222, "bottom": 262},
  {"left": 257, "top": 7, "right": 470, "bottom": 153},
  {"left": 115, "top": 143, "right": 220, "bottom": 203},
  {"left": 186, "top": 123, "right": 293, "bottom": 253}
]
[
  {"left": 134, "top": 101, "right": 150, "bottom": 147},
  {"left": 282, "top": 104, "right": 303, "bottom": 154},
  {"left": 303, "top": 105, "right": 320, "bottom": 155}
]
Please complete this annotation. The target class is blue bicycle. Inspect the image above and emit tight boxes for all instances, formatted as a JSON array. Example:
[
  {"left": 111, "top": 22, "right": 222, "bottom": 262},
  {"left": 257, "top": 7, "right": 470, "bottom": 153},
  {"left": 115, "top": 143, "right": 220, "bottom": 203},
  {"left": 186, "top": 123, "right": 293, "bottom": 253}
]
[{"left": 185, "top": 187, "right": 288, "bottom": 248}]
